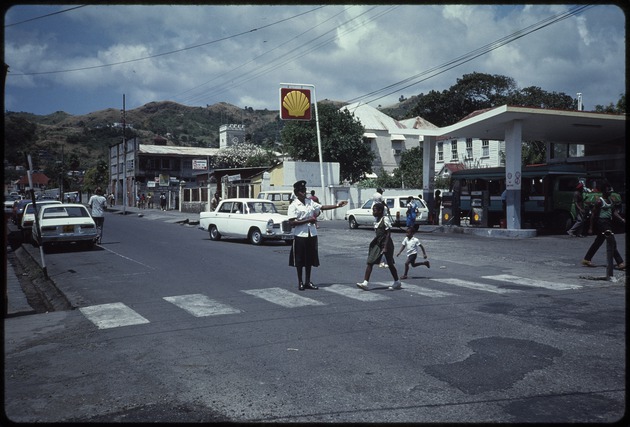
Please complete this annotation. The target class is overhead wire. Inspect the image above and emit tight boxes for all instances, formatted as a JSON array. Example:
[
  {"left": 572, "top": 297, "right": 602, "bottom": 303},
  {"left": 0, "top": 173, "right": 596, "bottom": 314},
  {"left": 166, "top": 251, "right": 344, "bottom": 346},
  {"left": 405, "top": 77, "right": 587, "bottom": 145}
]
[
  {"left": 346, "top": 4, "right": 595, "bottom": 107},
  {"left": 3, "top": 5, "right": 87, "bottom": 27},
  {"left": 7, "top": 6, "right": 326, "bottom": 76},
  {"left": 180, "top": 6, "right": 398, "bottom": 106}
]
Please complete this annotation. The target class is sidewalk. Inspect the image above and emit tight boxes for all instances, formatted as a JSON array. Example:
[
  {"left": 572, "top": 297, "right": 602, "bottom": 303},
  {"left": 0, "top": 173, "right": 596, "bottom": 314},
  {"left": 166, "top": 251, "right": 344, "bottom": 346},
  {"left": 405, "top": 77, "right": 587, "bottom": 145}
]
[{"left": 5, "top": 246, "right": 35, "bottom": 317}]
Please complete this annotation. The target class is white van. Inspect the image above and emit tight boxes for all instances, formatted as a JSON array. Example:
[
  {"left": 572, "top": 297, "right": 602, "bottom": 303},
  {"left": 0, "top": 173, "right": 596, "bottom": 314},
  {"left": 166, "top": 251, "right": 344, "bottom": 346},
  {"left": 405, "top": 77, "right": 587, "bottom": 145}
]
[{"left": 257, "top": 190, "right": 294, "bottom": 215}]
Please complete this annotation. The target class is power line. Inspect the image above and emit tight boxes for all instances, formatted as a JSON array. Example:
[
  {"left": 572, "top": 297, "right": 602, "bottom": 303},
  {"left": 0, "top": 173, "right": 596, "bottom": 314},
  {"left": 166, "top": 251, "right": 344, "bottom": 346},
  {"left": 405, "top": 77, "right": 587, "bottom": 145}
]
[
  {"left": 8, "top": 6, "right": 326, "bottom": 76},
  {"left": 346, "top": 4, "right": 594, "bottom": 107},
  {"left": 4, "top": 5, "right": 87, "bottom": 27}
]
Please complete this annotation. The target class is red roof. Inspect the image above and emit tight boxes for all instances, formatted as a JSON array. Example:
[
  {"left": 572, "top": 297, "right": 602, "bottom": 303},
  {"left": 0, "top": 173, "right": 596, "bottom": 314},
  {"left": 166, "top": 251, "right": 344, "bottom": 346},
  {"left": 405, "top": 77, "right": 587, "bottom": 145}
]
[{"left": 17, "top": 172, "right": 50, "bottom": 186}]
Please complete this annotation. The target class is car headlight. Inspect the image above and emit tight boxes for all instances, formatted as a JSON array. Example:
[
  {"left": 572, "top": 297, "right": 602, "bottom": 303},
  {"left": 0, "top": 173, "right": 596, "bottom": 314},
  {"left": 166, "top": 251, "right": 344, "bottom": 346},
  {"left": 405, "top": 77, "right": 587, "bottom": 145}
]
[{"left": 266, "top": 219, "right": 274, "bottom": 234}]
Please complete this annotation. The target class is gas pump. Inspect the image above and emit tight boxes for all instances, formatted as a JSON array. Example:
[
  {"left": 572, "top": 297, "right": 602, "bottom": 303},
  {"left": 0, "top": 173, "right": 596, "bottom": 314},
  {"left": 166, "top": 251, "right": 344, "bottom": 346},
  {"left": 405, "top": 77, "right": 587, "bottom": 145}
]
[{"left": 470, "top": 190, "right": 489, "bottom": 227}]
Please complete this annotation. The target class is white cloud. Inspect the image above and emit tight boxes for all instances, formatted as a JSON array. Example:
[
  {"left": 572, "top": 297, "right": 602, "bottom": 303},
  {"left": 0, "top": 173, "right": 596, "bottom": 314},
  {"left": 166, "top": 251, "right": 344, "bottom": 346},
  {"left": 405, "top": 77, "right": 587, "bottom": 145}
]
[{"left": 3, "top": 4, "right": 625, "bottom": 115}]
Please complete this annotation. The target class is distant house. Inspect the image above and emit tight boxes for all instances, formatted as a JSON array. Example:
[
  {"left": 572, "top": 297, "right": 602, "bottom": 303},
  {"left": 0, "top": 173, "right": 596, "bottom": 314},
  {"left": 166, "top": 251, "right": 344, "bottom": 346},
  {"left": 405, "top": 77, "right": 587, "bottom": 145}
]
[
  {"left": 341, "top": 103, "right": 437, "bottom": 175},
  {"left": 15, "top": 172, "right": 50, "bottom": 193}
]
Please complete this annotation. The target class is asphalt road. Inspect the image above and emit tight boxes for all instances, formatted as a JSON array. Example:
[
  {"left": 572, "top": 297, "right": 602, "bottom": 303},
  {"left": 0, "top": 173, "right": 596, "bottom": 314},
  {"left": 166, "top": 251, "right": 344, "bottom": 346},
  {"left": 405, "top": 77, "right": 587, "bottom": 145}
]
[{"left": 4, "top": 210, "right": 626, "bottom": 423}]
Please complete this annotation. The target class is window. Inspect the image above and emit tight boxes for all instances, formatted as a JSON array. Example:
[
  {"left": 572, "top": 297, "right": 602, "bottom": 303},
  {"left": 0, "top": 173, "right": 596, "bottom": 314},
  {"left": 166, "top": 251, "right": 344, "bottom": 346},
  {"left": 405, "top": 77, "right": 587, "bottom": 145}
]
[
  {"left": 437, "top": 142, "right": 444, "bottom": 162},
  {"left": 160, "top": 158, "right": 171, "bottom": 170},
  {"left": 482, "top": 139, "right": 489, "bottom": 157},
  {"left": 466, "top": 139, "right": 473, "bottom": 159},
  {"left": 451, "top": 140, "right": 458, "bottom": 161}
]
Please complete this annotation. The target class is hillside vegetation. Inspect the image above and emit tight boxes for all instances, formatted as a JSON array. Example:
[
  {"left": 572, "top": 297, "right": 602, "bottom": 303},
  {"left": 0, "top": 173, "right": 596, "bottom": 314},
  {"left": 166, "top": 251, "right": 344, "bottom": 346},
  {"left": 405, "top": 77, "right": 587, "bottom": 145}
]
[{"left": 4, "top": 101, "right": 282, "bottom": 171}]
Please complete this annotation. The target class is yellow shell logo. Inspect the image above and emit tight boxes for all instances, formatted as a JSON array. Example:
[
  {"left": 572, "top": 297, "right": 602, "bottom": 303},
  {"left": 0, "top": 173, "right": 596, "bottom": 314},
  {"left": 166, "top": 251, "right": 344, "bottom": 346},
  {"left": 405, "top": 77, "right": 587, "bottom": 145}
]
[{"left": 282, "top": 90, "right": 310, "bottom": 117}]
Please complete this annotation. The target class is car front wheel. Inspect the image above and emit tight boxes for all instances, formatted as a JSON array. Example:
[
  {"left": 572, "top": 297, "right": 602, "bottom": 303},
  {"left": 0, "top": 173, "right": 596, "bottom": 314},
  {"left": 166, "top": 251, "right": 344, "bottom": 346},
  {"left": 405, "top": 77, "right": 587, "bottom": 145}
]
[
  {"left": 348, "top": 216, "right": 359, "bottom": 229},
  {"left": 248, "top": 228, "right": 263, "bottom": 245},
  {"left": 209, "top": 225, "right": 221, "bottom": 241}
]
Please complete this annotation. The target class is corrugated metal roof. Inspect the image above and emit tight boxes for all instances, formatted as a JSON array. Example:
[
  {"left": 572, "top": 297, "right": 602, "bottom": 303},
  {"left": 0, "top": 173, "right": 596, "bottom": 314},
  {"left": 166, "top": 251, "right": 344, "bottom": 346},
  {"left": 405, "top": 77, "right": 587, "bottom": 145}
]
[
  {"left": 138, "top": 144, "right": 221, "bottom": 156},
  {"left": 342, "top": 102, "right": 407, "bottom": 132},
  {"left": 399, "top": 116, "right": 439, "bottom": 130}
]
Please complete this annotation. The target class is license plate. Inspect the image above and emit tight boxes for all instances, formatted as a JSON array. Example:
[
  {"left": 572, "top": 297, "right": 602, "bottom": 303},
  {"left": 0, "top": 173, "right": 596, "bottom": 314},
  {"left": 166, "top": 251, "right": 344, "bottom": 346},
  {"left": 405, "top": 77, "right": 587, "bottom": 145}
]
[{"left": 62, "top": 225, "right": 74, "bottom": 233}]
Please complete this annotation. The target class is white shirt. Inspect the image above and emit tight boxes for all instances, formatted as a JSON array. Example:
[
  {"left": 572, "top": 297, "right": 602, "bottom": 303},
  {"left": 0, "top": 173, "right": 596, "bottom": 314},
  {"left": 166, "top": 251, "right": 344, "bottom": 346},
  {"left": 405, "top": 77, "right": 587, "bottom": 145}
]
[
  {"left": 401, "top": 236, "right": 421, "bottom": 256},
  {"left": 374, "top": 216, "right": 392, "bottom": 231},
  {"left": 288, "top": 197, "right": 321, "bottom": 237},
  {"left": 372, "top": 192, "right": 384, "bottom": 203},
  {"left": 88, "top": 194, "right": 107, "bottom": 217}
]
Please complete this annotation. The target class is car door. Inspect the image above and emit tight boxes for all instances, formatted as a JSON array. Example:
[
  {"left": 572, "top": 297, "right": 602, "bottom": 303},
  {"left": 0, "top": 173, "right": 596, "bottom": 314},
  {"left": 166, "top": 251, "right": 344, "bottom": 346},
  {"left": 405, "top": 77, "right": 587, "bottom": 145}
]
[
  {"left": 355, "top": 199, "right": 375, "bottom": 226},
  {"left": 229, "top": 202, "right": 249, "bottom": 238}
]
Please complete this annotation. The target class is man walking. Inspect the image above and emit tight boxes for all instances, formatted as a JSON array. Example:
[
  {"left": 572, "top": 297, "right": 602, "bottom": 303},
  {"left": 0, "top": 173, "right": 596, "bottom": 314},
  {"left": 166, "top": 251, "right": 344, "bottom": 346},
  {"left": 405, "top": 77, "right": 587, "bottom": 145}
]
[{"left": 88, "top": 187, "right": 107, "bottom": 244}]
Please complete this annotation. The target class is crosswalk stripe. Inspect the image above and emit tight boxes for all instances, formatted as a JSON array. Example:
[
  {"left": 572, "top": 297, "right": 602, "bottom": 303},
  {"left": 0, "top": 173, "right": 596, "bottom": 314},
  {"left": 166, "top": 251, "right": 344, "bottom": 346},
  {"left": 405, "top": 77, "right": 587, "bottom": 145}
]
[
  {"left": 324, "top": 284, "right": 391, "bottom": 301},
  {"left": 79, "top": 302, "right": 150, "bottom": 329},
  {"left": 482, "top": 274, "right": 582, "bottom": 290},
  {"left": 400, "top": 283, "right": 456, "bottom": 297},
  {"left": 242, "top": 287, "right": 325, "bottom": 308},
  {"left": 430, "top": 278, "right": 520, "bottom": 294},
  {"left": 163, "top": 294, "right": 241, "bottom": 317}
]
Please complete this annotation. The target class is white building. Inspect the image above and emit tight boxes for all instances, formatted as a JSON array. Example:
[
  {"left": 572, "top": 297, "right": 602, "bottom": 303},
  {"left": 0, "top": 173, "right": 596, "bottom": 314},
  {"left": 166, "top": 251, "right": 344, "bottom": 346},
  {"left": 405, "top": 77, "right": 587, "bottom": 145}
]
[
  {"left": 341, "top": 103, "right": 436, "bottom": 174},
  {"left": 342, "top": 103, "right": 505, "bottom": 177}
]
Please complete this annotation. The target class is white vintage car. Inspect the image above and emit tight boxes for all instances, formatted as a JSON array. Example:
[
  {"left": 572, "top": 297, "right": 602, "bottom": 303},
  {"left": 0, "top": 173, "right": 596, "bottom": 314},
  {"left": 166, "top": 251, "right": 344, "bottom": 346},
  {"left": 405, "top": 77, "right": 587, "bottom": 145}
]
[
  {"left": 345, "top": 195, "right": 429, "bottom": 229},
  {"left": 199, "top": 198, "right": 293, "bottom": 245},
  {"left": 32, "top": 203, "right": 98, "bottom": 251}
]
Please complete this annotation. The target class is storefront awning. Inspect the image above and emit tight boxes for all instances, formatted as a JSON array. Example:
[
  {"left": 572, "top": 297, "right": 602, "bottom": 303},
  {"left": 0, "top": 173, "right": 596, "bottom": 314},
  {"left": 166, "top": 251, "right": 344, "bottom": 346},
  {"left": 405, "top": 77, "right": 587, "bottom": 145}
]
[
  {"left": 391, "top": 134, "right": 406, "bottom": 141},
  {"left": 363, "top": 132, "right": 377, "bottom": 139}
]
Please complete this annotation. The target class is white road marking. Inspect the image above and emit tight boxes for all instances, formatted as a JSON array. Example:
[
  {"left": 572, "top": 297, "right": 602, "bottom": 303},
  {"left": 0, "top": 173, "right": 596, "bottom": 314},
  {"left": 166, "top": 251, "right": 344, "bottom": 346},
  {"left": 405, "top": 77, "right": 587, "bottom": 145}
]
[
  {"left": 163, "top": 294, "right": 241, "bottom": 317},
  {"left": 400, "top": 283, "right": 456, "bottom": 297},
  {"left": 482, "top": 274, "right": 582, "bottom": 290},
  {"left": 99, "top": 246, "right": 156, "bottom": 270},
  {"left": 430, "top": 278, "right": 520, "bottom": 294},
  {"left": 79, "top": 302, "right": 150, "bottom": 329},
  {"left": 242, "top": 287, "right": 325, "bottom": 308},
  {"left": 324, "top": 284, "right": 391, "bottom": 301}
]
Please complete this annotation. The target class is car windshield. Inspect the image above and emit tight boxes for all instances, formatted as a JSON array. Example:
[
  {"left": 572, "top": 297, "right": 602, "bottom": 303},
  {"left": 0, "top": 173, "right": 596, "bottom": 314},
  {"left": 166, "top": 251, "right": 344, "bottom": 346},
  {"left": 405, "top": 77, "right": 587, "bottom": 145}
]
[
  {"left": 42, "top": 206, "right": 90, "bottom": 219},
  {"left": 246, "top": 201, "right": 278, "bottom": 214}
]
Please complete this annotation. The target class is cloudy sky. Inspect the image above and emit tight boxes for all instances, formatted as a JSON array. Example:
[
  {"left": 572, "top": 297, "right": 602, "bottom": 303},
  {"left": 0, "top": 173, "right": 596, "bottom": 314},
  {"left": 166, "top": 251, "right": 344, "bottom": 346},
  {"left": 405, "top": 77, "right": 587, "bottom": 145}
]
[{"left": 3, "top": 4, "right": 626, "bottom": 117}]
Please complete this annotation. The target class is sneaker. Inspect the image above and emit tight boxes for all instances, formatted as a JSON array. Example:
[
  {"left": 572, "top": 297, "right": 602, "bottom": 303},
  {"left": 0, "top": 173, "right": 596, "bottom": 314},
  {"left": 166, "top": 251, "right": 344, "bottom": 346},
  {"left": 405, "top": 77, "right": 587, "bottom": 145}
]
[
  {"left": 425, "top": 260, "right": 431, "bottom": 268},
  {"left": 379, "top": 262, "right": 388, "bottom": 268},
  {"left": 616, "top": 263, "right": 626, "bottom": 270},
  {"left": 356, "top": 281, "right": 369, "bottom": 290},
  {"left": 581, "top": 259, "right": 595, "bottom": 267},
  {"left": 388, "top": 280, "right": 402, "bottom": 291}
]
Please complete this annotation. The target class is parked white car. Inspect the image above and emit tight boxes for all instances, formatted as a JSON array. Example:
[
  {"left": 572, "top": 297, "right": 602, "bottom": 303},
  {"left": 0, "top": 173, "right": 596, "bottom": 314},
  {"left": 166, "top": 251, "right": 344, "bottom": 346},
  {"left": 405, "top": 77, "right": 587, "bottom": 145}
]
[
  {"left": 199, "top": 198, "right": 293, "bottom": 245},
  {"left": 345, "top": 195, "right": 429, "bottom": 229},
  {"left": 20, "top": 200, "right": 62, "bottom": 241},
  {"left": 32, "top": 203, "right": 97, "bottom": 251}
]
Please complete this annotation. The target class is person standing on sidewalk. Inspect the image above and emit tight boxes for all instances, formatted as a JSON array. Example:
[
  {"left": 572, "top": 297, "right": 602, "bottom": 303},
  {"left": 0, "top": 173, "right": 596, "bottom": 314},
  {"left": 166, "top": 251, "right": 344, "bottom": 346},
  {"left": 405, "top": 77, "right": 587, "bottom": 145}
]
[
  {"left": 88, "top": 187, "right": 107, "bottom": 244},
  {"left": 357, "top": 202, "right": 401, "bottom": 291},
  {"left": 581, "top": 182, "right": 625, "bottom": 270}
]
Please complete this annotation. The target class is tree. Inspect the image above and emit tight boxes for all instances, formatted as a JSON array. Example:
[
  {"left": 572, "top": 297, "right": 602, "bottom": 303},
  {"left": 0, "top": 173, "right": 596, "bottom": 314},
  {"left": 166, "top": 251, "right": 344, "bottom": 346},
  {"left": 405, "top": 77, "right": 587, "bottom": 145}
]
[
  {"left": 213, "top": 143, "right": 277, "bottom": 168},
  {"left": 4, "top": 115, "right": 38, "bottom": 167},
  {"left": 594, "top": 93, "right": 626, "bottom": 114},
  {"left": 394, "top": 146, "right": 423, "bottom": 189},
  {"left": 409, "top": 72, "right": 576, "bottom": 126},
  {"left": 82, "top": 160, "right": 109, "bottom": 193},
  {"left": 281, "top": 103, "right": 373, "bottom": 183}
]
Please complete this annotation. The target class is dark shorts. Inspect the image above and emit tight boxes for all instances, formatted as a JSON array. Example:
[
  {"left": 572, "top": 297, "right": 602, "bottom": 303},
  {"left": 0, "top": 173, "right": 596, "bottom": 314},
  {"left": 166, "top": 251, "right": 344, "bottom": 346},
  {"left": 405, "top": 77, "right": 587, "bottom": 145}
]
[
  {"left": 289, "top": 236, "right": 319, "bottom": 268},
  {"left": 406, "top": 253, "right": 418, "bottom": 264}
]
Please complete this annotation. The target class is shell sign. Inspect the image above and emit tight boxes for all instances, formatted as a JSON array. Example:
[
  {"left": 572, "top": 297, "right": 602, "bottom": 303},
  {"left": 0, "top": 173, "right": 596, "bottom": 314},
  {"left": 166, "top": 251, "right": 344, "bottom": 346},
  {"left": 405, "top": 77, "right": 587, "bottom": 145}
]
[{"left": 280, "top": 88, "right": 311, "bottom": 120}]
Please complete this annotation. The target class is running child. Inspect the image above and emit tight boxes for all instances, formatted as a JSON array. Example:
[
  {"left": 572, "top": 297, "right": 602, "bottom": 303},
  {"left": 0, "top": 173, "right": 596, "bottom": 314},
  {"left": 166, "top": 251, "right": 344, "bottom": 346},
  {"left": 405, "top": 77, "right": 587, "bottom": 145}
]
[{"left": 396, "top": 227, "right": 430, "bottom": 279}]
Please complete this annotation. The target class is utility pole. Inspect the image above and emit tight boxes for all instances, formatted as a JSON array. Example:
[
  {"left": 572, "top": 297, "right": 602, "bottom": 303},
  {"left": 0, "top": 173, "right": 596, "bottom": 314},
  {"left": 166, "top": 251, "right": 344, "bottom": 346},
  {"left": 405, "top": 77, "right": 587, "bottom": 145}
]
[{"left": 122, "top": 94, "right": 127, "bottom": 215}]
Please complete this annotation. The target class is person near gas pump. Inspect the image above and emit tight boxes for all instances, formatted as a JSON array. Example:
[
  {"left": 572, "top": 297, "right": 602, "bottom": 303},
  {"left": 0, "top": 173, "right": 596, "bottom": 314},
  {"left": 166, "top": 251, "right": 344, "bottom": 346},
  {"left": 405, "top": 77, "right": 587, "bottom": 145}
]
[
  {"left": 567, "top": 181, "right": 586, "bottom": 237},
  {"left": 581, "top": 182, "right": 625, "bottom": 270}
]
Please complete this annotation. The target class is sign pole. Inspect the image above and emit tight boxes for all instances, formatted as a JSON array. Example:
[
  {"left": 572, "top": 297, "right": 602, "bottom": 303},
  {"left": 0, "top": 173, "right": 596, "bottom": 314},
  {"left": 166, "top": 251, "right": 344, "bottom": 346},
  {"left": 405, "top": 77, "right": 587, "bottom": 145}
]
[{"left": 279, "top": 83, "right": 327, "bottom": 218}]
